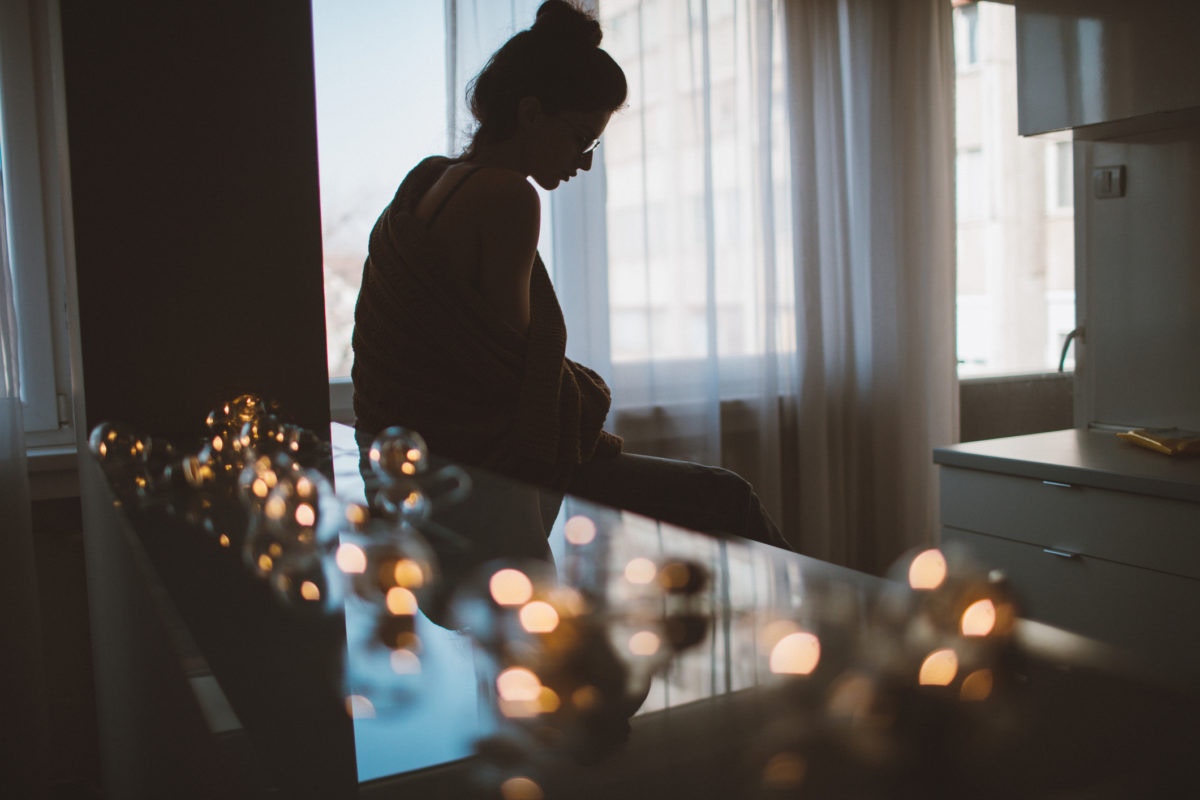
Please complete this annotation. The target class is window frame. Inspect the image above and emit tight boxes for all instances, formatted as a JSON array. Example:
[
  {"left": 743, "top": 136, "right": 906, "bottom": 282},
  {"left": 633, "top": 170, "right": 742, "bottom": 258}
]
[{"left": 0, "top": 0, "right": 77, "bottom": 449}]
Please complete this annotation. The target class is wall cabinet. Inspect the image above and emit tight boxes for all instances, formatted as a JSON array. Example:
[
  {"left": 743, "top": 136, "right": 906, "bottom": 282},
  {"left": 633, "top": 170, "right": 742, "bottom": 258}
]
[
  {"left": 1016, "top": 0, "right": 1200, "bottom": 135},
  {"left": 935, "top": 428, "right": 1200, "bottom": 688}
]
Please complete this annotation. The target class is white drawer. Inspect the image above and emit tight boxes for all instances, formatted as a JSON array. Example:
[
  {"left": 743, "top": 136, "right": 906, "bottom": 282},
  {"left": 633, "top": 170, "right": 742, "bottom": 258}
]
[
  {"left": 940, "top": 466, "right": 1200, "bottom": 580},
  {"left": 942, "top": 526, "right": 1200, "bottom": 683}
]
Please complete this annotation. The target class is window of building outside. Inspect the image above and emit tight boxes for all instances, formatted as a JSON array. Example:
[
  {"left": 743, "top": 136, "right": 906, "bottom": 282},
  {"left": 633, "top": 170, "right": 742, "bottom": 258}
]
[{"left": 953, "top": 0, "right": 1075, "bottom": 377}]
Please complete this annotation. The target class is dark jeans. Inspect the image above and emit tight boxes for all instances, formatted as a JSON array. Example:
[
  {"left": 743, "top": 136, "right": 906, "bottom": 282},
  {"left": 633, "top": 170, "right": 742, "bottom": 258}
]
[
  {"left": 355, "top": 428, "right": 790, "bottom": 552},
  {"left": 565, "top": 452, "right": 792, "bottom": 551}
]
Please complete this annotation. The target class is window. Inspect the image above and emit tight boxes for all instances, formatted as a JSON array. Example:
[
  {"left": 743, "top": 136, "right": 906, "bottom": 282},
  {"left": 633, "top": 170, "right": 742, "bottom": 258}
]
[
  {"left": 310, "top": 2, "right": 449, "bottom": 382},
  {"left": 0, "top": 0, "right": 74, "bottom": 446},
  {"left": 953, "top": 0, "right": 1074, "bottom": 376}
]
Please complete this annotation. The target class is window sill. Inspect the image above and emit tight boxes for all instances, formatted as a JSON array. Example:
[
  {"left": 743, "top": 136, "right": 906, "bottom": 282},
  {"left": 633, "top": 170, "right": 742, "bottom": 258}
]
[{"left": 27, "top": 443, "right": 81, "bottom": 501}]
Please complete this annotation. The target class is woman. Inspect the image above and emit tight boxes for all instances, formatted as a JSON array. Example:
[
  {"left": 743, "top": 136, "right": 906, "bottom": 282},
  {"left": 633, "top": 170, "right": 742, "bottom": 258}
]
[{"left": 352, "top": 0, "right": 789, "bottom": 550}]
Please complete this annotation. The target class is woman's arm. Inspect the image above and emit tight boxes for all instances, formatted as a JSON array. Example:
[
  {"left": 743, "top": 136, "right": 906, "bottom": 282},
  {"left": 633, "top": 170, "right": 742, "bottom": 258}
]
[{"left": 476, "top": 172, "right": 541, "bottom": 334}]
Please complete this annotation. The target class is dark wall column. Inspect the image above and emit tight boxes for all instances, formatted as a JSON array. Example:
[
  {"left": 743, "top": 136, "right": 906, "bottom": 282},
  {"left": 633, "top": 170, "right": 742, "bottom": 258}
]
[{"left": 61, "top": 0, "right": 331, "bottom": 441}]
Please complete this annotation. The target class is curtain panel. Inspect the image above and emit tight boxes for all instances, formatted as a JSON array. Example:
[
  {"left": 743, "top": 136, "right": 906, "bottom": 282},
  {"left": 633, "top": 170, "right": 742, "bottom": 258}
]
[
  {"left": 781, "top": 0, "right": 958, "bottom": 572},
  {"left": 1, "top": 160, "right": 50, "bottom": 795}
]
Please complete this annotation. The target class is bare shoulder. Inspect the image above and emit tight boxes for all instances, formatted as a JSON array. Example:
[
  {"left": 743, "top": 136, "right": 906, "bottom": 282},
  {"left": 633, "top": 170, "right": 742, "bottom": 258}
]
[{"left": 469, "top": 168, "right": 540, "bottom": 227}]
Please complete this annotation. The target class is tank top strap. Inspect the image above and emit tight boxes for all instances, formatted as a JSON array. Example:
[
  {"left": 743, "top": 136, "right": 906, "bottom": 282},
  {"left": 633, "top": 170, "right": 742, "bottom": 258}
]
[{"left": 425, "top": 165, "right": 486, "bottom": 230}]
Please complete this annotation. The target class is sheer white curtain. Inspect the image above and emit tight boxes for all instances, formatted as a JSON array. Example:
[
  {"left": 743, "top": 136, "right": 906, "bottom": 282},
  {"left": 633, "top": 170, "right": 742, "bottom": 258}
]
[
  {"left": 779, "top": 0, "right": 958, "bottom": 572},
  {"left": 1, "top": 173, "right": 49, "bottom": 794}
]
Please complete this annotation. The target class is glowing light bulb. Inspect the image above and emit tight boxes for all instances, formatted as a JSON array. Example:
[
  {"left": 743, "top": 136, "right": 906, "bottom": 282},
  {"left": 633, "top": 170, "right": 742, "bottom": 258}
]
[
  {"left": 392, "top": 559, "right": 426, "bottom": 589},
  {"left": 628, "top": 630, "right": 661, "bottom": 656},
  {"left": 908, "top": 549, "right": 948, "bottom": 590},
  {"left": 499, "top": 776, "right": 544, "bottom": 800},
  {"left": 519, "top": 601, "right": 560, "bottom": 634},
  {"left": 490, "top": 568, "right": 534, "bottom": 606},
  {"left": 960, "top": 598, "right": 997, "bottom": 637},
  {"left": 918, "top": 648, "right": 959, "bottom": 686},
  {"left": 345, "top": 695, "right": 376, "bottom": 718},
  {"left": 769, "top": 632, "right": 821, "bottom": 676},
  {"left": 960, "top": 669, "right": 994, "bottom": 701},
  {"left": 336, "top": 543, "right": 368, "bottom": 574},
  {"left": 564, "top": 515, "right": 597, "bottom": 545},
  {"left": 496, "top": 667, "right": 542, "bottom": 701},
  {"left": 369, "top": 426, "right": 429, "bottom": 481},
  {"left": 390, "top": 649, "right": 421, "bottom": 675},
  {"left": 624, "top": 557, "right": 657, "bottom": 585},
  {"left": 386, "top": 587, "right": 418, "bottom": 616}
]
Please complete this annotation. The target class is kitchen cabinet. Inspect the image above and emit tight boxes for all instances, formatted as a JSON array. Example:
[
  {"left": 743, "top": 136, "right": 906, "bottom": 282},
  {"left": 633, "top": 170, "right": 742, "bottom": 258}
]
[
  {"left": 935, "top": 428, "right": 1200, "bottom": 688},
  {"left": 1016, "top": 0, "right": 1200, "bottom": 135}
]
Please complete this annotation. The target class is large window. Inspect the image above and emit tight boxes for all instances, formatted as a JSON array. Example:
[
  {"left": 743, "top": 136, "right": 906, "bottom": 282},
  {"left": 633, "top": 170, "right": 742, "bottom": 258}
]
[
  {"left": 311, "top": 2, "right": 449, "bottom": 380},
  {"left": 953, "top": 0, "right": 1075, "bottom": 376},
  {"left": 0, "top": 0, "right": 74, "bottom": 447}
]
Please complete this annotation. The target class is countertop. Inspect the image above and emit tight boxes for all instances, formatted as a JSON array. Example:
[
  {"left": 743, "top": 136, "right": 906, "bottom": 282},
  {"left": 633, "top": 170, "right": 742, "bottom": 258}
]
[
  {"left": 82, "top": 421, "right": 1200, "bottom": 798},
  {"left": 933, "top": 427, "right": 1200, "bottom": 503}
]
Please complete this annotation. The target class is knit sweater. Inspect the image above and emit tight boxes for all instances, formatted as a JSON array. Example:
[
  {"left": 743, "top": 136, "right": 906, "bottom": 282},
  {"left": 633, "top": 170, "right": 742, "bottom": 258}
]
[{"left": 351, "top": 156, "right": 622, "bottom": 489}]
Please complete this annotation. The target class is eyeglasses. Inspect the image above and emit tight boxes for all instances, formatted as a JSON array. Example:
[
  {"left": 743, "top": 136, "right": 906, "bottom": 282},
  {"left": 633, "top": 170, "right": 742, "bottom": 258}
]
[{"left": 562, "top": 118, "right": 602, "bottom": 156}]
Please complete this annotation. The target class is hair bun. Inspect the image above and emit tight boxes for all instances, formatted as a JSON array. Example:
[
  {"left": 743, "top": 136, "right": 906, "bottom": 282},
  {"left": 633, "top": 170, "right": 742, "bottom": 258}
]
[{"left": 531, "top": 0, "right": 602, "bottom": 48}]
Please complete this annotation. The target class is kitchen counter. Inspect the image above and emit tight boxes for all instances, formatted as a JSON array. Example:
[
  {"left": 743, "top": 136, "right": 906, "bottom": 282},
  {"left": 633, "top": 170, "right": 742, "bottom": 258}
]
[
  {"left": 933, "top": 427, "right": 1200, "bottom": 503},
  {"left": 81, "top": 421, "right": 1200, "bottom": 799}
]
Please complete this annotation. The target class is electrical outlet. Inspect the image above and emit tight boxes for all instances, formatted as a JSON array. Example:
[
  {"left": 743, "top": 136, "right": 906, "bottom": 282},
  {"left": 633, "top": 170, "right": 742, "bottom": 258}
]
[{"left": 1092, "top": 165, "right": 1126, "bottom": 199}]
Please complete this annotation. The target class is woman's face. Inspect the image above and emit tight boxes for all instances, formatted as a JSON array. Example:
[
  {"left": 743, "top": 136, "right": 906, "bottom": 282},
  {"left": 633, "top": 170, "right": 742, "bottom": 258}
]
[{"left": 527, "top": 108, "right": 612, "bottom": 191}]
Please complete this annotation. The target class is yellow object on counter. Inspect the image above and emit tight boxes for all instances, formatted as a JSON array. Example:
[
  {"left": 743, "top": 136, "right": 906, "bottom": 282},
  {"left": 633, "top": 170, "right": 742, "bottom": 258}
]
[{"left": 1116, "top": 427, "right": 1200, "bottom": 457}]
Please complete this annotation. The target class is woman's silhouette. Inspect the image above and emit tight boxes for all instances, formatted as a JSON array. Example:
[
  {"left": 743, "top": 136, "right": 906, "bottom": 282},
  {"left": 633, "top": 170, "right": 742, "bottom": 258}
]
[{"left": 352, "top": 0, "right": 790, "bottom": 550}]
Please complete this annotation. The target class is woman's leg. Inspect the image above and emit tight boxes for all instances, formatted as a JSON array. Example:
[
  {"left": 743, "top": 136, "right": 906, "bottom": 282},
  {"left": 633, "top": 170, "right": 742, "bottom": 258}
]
[{"left": 565, "top": 452, "right": 792, "bottom": 551}]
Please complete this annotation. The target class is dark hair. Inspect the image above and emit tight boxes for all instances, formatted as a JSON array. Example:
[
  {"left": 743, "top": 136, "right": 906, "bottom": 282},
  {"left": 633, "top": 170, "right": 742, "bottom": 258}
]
[{"left": 463, "top": 0, "right": 627, "bottom": 155}]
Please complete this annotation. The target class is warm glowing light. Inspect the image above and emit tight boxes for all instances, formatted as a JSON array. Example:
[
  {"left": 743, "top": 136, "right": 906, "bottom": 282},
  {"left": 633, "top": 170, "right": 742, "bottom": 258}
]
[
  {"left": 537, "top": 686, "right": 561, "bottom": 713},
  {"left": 499, "top": 776, "right": 544, "bottom": 800},
  {"left": 264, "top": 496, "right": 286, "bottom": 520},
  {"left": 345, "top": 694, "right": 375, "bottom": 718},
  {"left": 961, "top": 599, "right": 997, "bottom": 637},
  {"left": 572, "top": 685, "right": 600, "bottom": 710},
  {"left": 960, "top": 669, "right": 994, "bottom": 701},
  {"left": 218, "top": 534, "right": 230, "bottom": 548},
  {"left": 401, "top": 462, "right": 416, "bottom": 476},
  {"left": 762, "top": 752, "right": 807, "bottom": 789},
  {"left": 908, "top": 549, "right": 948, "bottom": 590},
  {"left": 294, "top": 503, "right": 316, "bottom": 527},
  {"left": 98, "top": 441, "right": 108, "bottom": 457},
  {"left": 628, "top": 630, "right": 661, "bottom": 656},
  {"left": 390, "top": 649, "right": 421, "bottom": 675},
  {"left": 211, "top": 435, "right": 223, "bottom": 452},
  {"left": 344, "top": 503, "right": 368, "bottom": 527},
  {"left": 769, "top": 632, "right": 821, "bottom": 676},
  {"left": 496, "top": 667, "right": 542, "bottom": 701},
  {"left": 335, "top": 543, "right": 368, "bottom": 574},
  {"left": 563, "top": 515, "right": 597, "bottom": 545},
  {"left": 406, "top": 447, "right": 423, "bottom": 463},
  {"left": 519, "top": 601, "right": 560, "bottom": 634},
  {"left": 386, "top": 587, "right": 418, "bottom": 615},
  {"left": 624, "top": 557, "right": 657, "bottom": 585},
  {"left": 252, "top": 478, "right": 270, "bottom": 498},
  {"left": 392, "top": 559, "right": 425, "bottom": 589},
  {"left": 490, "top": 569, "right": 534, "bottom": 606},
  {"left": 918, "top": 648, "right": 959, "bottom": 686},
  {"left": 300, "top": 581, "right": 321, "bottom": 601},
  {"left": 369, "top": 447, "right": 381, "bottom": 464},
  {"left": 257, "top": 554, "right": 273, "bottom": 572},
  {"left": 269, "top": 543, "right": 283, "bottom": 558}
]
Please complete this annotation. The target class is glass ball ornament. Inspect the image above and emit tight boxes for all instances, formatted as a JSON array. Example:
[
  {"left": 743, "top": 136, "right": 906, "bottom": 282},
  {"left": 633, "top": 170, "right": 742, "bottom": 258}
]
[
  {"left": 244, "top": 467, "right": 339, "bottom": 580},
  {"left": 132, "top": 435, "right": 177, "bottom": 499},
  {"left": 207, "top": 393, "right": 272, "bottom": 432},
  {"left": 369, "top": 426, "right": 430, "bottom": 482},
  {"left": 334, "top": 518, "right": 439, "bottom": 611},
  {"left": 88, "top": 421, "right": 145, "bottom": 473}
]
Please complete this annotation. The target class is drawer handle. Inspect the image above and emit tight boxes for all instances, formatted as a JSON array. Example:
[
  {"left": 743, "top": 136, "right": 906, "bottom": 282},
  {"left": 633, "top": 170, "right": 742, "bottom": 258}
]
[
  {"left": 1042, "top": 547, "right": 1078, "bottom": 559},
  {"left": 1041, "top": 480, "right": 1073, "bottom": 489}
]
